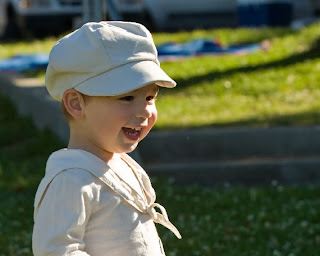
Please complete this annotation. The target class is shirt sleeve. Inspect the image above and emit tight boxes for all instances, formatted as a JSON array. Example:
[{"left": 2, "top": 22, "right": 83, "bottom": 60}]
[{"left": 33, "top": 168, "right": 97, "bottom": 256}]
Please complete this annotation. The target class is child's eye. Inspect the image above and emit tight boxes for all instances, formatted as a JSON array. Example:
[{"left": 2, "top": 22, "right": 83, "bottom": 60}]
[
  {"left": 146, "top": 95, "right": 157, "bottom": 102},
  {"left": 119, "top": 96, "right": 134, "bottom": 102}
]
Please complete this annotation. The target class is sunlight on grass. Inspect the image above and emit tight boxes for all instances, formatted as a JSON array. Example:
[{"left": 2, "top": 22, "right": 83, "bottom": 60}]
[
  {"left": 0, "top": 38, "right": 56, "bottom": 58},
  {"left": 1, "top": 23, "right": 320, "bottom": 129},
  {"left": 155, "top": 23, "right": 320, "bottom": 129}
]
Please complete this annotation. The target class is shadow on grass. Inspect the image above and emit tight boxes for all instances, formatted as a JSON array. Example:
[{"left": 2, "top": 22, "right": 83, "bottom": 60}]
[
  {"left": 170, "top": 37, "right": 320, "bottom": 93},
  {"left": 155, "top": 109, "right": 320, "bottom": 131}
]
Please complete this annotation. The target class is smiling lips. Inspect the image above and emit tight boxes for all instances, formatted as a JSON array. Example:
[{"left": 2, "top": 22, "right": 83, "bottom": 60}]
[{"left": 122, "top": 127, "right": 142, "bottom": 141}]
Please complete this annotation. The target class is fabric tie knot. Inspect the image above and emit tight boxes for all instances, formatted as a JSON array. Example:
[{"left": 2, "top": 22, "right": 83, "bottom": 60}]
[{"left": 146, "top": 203, "right": 182, "bottom": 239}]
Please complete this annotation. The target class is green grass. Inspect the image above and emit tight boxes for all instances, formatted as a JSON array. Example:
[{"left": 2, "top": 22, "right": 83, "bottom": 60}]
[
  {"left": 0, "top": 94, "right": 320, "bottom": 255},
  {"left": 0, "top": 95, "right": 65, "bottom": 255},
  {"left": 154, "top": 23, "right": 320, "bottom": 129},
  {"left": 156, "top": 181, "right": 320, "bottom": 256},
  {"left": 2, "top": 23, "right": 320, "bottom": 129},
  {"left": 1, "top": 25, "right": 320, "bottom": 255}
]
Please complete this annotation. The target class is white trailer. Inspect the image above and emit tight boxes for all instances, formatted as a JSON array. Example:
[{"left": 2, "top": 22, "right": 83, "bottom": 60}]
[{"left": 0, "top": 0, "right": 82, "bottom": 38}]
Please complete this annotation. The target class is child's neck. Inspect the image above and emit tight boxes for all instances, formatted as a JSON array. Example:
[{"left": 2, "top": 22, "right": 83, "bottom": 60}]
[{"left": 68, "top": 137, "right": 115, "bottom": 163}]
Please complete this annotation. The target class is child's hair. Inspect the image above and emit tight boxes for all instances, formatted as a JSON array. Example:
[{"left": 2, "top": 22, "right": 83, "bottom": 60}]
[{"left": 61, "top": 93, "right": 90, "bottom": 122}]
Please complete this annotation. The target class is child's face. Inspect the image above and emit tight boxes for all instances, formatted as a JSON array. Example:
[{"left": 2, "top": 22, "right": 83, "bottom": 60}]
[{"left": 81, "top": 83, "right": 158, "bottom": 158}]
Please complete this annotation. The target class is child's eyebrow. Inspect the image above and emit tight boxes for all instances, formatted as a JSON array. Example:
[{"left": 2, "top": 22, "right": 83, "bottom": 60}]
[{"left": 151, "top": 86, "right": 159, "bottom": 94}]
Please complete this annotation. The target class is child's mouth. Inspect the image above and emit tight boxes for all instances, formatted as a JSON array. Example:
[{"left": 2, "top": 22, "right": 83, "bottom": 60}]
[{"left": 122, "top": 127, "right": 141, "bottom": 141}]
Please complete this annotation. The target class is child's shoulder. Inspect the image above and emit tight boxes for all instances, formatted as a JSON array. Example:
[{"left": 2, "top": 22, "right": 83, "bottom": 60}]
[
  {"left": 52, "top": 167, "right": 96, "bottom": 186},
  {"left": 46, "top": 149, "right": 107, "bottom": 173},
  {"left": 40, "top": 149, "right": 105, "bottom": 192},
  {"left": 35, "top": 150, "right": 110, "bottom": 211}
]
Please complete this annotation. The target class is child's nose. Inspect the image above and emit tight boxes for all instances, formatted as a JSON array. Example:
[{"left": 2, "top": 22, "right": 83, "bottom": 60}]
[{"left": 135, "top": 103, "right": 154, "bottom": 119}]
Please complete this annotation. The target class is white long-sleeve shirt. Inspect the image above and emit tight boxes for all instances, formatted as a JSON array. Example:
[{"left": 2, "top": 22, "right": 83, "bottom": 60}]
[{"left": 33, "top": 149, "right": 181, "bottom": 256}]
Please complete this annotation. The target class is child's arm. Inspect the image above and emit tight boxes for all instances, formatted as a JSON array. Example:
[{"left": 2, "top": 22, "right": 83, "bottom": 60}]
[{"left": 33, "top": 169, "right": 95, "bottom": 256}]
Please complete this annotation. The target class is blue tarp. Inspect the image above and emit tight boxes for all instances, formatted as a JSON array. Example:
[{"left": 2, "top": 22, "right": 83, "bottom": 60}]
[
  {"left": 157, "top": 39, "right": 265, "bottom": 61},
  {"left": 0, "top": 53, "right": 49, "bottom": 72},
  {"left": 0, "top": 39, "right": 268, "bottom": 72}
]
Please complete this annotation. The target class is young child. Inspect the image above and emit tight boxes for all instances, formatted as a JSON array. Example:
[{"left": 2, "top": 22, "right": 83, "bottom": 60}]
[{"left": 32, "top": 21, "right": 181, "bottom": 256}]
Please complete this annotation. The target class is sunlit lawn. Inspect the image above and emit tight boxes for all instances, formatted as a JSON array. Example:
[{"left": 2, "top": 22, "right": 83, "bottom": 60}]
[
  {"left": 154, "top": 23, "right": 320, "bottom": 129},
  {"left": 1, "top": 23, "right": 320, "bottom": 129},
  {"left": 0, "top": 94, "right": 320, "bottom": 255}
]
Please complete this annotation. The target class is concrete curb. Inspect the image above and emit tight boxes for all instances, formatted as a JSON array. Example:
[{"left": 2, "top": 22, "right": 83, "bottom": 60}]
[
  {"left": 1, "top": 74, "right": 320, "bottom": 186},
  {"left": 139, "top": 126, "right": 320, "bottom": 163},
  {"left": 147, "top": 157, "right": 320, "bottom": 186},
  {"left": 0, "top": 74, "right": 70, "bottom": 142}
]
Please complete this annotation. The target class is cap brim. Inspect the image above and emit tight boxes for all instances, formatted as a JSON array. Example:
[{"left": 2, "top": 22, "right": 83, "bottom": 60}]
[{"left": 74, "top": 60, "right": 176, "bottom": 96}]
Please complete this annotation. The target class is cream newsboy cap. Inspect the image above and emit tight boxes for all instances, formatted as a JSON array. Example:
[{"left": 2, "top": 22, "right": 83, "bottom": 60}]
[{"left": 45, "top": 21, "right": 176, "bottom": 101}]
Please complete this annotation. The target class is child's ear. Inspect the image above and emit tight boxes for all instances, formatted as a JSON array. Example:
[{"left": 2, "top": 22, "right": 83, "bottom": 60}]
[{"left": 62, "top": 89, "right": 86, "bottom": 119}]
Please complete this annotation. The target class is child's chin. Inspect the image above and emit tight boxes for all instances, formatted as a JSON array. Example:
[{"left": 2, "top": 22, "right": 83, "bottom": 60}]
[{"left": 120, "top": 143, "right": 139, "bottom": 153}]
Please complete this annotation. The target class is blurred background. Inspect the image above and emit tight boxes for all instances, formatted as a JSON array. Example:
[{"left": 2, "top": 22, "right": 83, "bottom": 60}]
[
  {"left": 1, "top": 1, "right": 320, "bottom": 255},
  {"left": 0, "top": 0, "right": 319, "bottom": 38}
]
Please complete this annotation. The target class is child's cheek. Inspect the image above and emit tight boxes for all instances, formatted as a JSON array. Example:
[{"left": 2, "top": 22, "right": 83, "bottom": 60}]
[
  {"left": 145, "top": 107, "right": 157, "bottom": 135},
  {"left": 150, "top": 107, "right": 158, "bottom": 126}
]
